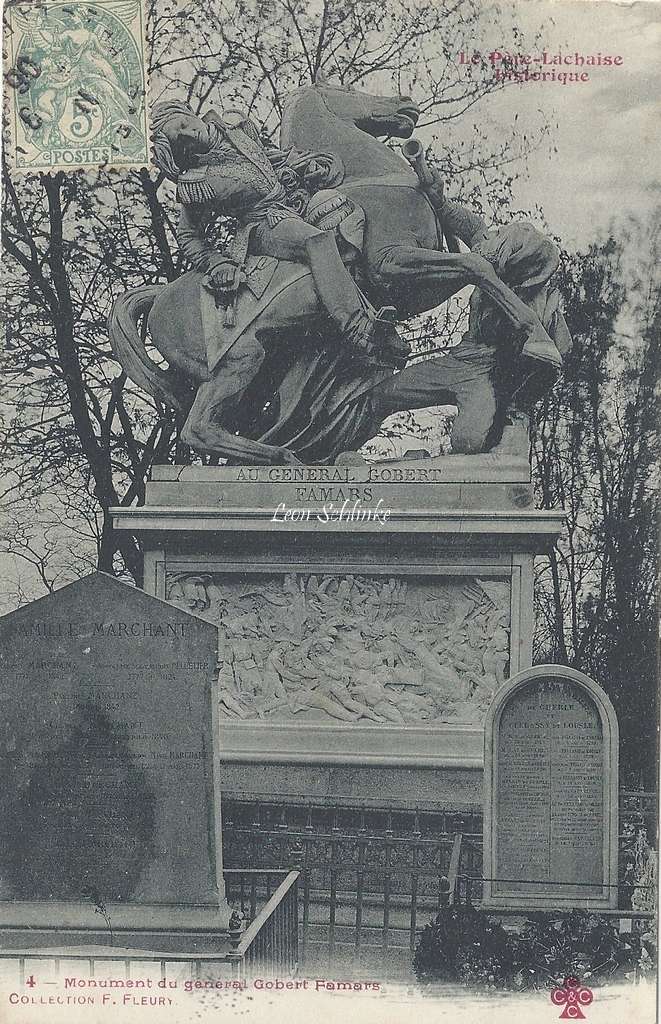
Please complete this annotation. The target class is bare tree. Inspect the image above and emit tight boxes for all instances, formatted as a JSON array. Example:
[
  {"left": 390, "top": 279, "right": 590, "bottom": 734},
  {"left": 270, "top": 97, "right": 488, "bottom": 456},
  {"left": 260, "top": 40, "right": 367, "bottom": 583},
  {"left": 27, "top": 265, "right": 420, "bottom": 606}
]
[{"left": 531, "top": 217, "right": 660, "bottom": 783}]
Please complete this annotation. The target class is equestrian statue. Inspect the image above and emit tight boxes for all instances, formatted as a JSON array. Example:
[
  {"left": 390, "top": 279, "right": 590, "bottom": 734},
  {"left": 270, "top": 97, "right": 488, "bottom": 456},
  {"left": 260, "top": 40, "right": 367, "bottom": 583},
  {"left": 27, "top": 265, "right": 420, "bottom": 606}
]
[{"left": 109, "top": 75, "right": 571, "bottom": 465}]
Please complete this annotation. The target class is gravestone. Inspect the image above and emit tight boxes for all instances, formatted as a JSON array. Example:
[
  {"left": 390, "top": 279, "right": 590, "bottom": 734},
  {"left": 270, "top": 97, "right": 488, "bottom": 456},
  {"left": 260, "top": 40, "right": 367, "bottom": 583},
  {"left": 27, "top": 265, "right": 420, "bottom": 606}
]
[
  {"left": 483, "top": 665, "right": 618, "bottom": 909},
  {"left": 0, "top": 573, "right": 228, "bottom": 937}
]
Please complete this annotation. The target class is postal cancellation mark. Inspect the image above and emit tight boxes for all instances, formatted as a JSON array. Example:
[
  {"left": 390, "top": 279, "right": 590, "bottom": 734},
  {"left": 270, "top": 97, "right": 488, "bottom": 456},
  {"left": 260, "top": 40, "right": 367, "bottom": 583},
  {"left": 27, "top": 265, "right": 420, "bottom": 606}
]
[{"left": 3, "top": 0, "right": 149, "bottom": 172}]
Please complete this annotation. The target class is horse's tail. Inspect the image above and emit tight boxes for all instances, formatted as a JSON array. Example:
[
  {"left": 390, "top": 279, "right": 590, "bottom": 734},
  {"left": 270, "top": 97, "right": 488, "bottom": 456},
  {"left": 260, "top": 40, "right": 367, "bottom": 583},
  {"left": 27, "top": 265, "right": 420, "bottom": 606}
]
[{"left": 108, "top": 285, "right": 185, "bottom": 412}]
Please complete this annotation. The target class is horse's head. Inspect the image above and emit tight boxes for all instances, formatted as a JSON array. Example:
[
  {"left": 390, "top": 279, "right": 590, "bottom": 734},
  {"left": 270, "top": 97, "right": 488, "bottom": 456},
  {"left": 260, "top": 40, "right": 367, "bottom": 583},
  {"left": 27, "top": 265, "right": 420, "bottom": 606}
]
[
  {"left": 312, "top": 72, "right": 420, "bottom": 139},
  {"left": 281, "top": 76, "right": 422, "bottom": 180}
]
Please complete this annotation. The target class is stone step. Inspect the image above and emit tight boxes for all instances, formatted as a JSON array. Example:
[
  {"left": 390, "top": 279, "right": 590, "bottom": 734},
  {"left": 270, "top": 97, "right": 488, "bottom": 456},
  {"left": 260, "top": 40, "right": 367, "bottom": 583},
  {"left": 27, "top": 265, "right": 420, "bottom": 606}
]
[
  {"left": 300, "top": 939, "right": 415, "bottom": 982},
  {"left": 304, "top": 921, "right": 415, "bottom": 948},
  {"left": 303, "top": 902, "right": 435, "bottom": 932}
]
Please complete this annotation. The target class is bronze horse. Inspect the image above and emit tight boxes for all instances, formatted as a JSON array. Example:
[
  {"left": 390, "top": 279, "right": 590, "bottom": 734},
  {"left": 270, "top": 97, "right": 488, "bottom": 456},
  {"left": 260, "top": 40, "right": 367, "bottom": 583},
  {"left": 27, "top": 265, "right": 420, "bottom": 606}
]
[{"left": 109, "top": 79, "right": 569, "bottom": 464}]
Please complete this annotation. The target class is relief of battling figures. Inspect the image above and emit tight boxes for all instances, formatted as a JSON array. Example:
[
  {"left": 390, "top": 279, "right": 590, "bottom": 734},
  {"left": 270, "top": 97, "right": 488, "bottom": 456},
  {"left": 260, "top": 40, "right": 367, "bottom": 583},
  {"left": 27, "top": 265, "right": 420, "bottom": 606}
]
[{"left": 165, "top": 573, "right": 510, "bottom": 725}]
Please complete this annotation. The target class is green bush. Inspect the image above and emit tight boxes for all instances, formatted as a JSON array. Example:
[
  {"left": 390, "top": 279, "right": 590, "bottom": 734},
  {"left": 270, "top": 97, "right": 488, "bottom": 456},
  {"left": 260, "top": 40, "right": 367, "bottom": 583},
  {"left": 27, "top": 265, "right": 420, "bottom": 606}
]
[{"left": 413, "top": 907, "right": 654, "bottom": 991}]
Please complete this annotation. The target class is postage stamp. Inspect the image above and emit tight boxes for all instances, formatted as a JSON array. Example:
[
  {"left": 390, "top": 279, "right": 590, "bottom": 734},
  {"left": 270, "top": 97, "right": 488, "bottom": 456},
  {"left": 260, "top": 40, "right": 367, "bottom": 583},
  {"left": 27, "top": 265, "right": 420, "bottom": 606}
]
[{"left": 3, "top": 0, "right": 149, "bottom": 172}]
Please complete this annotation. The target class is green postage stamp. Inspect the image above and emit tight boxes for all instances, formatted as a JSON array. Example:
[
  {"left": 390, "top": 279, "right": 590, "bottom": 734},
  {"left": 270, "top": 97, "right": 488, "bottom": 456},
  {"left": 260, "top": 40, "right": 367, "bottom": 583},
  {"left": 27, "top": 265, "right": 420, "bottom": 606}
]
[{"left": 3, "top": 0, "right": 149, "bottom": 172}]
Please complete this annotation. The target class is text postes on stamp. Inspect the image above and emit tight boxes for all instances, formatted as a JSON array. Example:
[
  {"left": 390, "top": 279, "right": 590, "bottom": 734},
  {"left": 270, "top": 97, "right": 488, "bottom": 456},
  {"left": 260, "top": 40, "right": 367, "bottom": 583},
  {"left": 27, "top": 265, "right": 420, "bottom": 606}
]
[{"left": 4, "top": 0, "right": 149, "bottom": 173}]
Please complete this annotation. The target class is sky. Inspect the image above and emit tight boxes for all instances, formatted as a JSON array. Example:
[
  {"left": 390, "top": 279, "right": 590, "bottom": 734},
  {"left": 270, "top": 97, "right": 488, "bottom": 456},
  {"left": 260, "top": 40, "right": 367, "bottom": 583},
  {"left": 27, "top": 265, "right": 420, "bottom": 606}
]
[{"left": 463, "top": 0, "right": 661, "bottom": 247}]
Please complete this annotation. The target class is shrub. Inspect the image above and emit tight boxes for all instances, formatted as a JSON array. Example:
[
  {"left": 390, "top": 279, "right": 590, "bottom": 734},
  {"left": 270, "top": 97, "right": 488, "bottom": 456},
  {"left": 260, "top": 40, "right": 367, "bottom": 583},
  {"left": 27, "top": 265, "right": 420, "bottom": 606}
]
[
  {"left": 413, "top": 907, "right": 653, "bottom": 991},
  {"left": 413, "top": 905, "right": 515, "bottom": 987},
  {"left": 511, "top": 912, "right": 645, "bottom": 989}
]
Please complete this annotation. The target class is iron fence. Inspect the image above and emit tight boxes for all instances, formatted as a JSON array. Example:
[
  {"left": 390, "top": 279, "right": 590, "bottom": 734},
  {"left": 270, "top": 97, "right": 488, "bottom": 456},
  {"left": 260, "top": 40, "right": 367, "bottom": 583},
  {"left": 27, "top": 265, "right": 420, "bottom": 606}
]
[
  {"left": 620, "top": 790, "right": 658, "bottom": 837},
  {"left": 229, "top": 870, "right": 299, "bottom": 978},
  {"left": 223, "top": 799, "right": 477, "bottom": 974},
  {"left": 222, "top": 794, "right": 658, "bottom": 975}
]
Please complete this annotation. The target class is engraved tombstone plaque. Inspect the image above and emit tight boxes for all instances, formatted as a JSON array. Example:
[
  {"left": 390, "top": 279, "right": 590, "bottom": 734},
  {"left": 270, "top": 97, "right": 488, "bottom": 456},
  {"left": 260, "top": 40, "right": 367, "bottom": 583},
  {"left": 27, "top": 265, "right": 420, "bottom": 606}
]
[
  {"left": 483, "top": 666, "right": 618, "bottom": 909},
  {"left": 0, "top": 573, "right": 228, "bottom": 934}
]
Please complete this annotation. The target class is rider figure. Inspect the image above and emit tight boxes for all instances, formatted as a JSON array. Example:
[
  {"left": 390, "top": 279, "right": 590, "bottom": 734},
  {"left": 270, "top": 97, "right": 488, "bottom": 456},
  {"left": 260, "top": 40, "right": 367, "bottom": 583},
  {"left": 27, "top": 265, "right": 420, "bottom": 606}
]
[{"left": 151, "top": 100, "right": 404, "bottom": 365}]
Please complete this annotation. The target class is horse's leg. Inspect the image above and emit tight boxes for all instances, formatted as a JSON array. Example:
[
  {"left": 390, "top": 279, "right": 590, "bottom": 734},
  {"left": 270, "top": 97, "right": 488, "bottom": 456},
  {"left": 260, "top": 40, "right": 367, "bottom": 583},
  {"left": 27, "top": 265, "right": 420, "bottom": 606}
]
[
  {"left": 374, "top": 246, "right": 560, "bottom": 367},
  {"left": 180, "top": 332, "right": 301, "bottom": 464}
]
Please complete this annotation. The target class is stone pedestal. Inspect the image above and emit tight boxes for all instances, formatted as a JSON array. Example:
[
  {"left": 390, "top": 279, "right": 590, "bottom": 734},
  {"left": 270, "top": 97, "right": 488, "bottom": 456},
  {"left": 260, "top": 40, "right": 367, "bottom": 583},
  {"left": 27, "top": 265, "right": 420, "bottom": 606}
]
[{"left": 111, "top": 454, "right": 564, "bottom": 811}]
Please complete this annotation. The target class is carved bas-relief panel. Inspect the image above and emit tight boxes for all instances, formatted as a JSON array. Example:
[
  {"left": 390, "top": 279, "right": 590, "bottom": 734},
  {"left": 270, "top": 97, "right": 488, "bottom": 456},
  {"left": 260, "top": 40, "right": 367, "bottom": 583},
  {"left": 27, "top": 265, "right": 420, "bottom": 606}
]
[{"left": 165, "top": 572, "right": 510, "bottom": 727}]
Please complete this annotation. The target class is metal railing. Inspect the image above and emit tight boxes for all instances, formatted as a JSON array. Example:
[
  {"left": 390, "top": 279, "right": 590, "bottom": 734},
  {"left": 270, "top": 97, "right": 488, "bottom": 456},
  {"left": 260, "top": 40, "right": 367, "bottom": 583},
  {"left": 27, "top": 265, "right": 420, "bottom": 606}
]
[
  {"left": 455, "top": 834, "right": 656, "bottom": 916},
  {"left": 224, "top": 867, "right": 291, "bottom": 920},
  {"left": 620, "top": 790, "right": 658, "bottom": 836},
  {"left": 222, "top": 795, "right": 658, "bottom": 974},
  {"left": 228, "top": 871, "right": 299, "bottom": 978},
  {"left": 0, "top": 870, "right": 299, "bottom": 983},
  {"left": 223, "top": 802, "right": 472, "bottom": 973}
]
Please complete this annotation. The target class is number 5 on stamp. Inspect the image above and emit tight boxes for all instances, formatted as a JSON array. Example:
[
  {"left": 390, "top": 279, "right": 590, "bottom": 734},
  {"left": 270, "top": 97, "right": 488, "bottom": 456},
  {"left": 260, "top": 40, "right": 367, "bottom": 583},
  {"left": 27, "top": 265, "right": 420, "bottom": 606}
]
[{"left": 4, "top": 0, "right": 150, "bottom": 173}]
